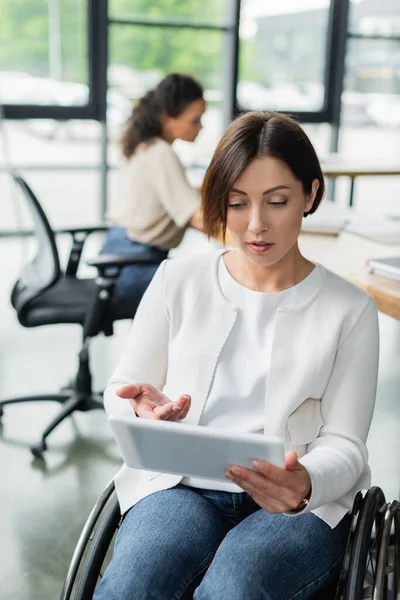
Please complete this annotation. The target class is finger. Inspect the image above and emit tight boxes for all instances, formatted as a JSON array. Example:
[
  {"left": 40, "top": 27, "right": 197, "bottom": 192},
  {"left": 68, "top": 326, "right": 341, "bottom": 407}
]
[
  {"left": 285, "top": 450, "right": 300, "bottom": 470},
  {"left": 161, "top": 396, "right": 191, "bottom": 422},
  {"left": 117, "top": 383, "right": 143, "bottom": 399},
  {"left": 226, "top": 469, "right": 289, "bottom": 511},
  {"left": 226, "top": 466, "right": 286, "bottom": 503},
  {"left": 176, "top": 394, "right": 191, "bottom": 405},
  {"left": 285, "top": 450, "right": 305, "bottom": 472},
  {"left": 166, "top": 407, "right": 187, "bottom": 422},
  {"left": 173, "top": 395, "right": 191, "bottom": 420},
  {"left": 153, "top": 401, "right": 184, "bottom": 420},
  {"left": 118, "top": 384, "right": 169, "bottom": 407},
  {"left": 227, "top": 466, "right": 270, "bottom": 490},
  {"left": 251, "top": 460, "right": 288, "bottom": 486},
  {"left": 225, "top": 472, "right": 268, "bottom": 504},
  {"left": 134, "top": 402, "right": 159, "bottom": 419},
  {"left": 227, "top": 478, "right": 281, "bottom": 512}
]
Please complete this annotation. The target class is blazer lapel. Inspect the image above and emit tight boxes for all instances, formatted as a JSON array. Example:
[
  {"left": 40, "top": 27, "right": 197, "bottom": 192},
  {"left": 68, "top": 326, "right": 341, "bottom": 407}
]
[{"left": 184, "top": 300, "right": 237, "bottom": 425}]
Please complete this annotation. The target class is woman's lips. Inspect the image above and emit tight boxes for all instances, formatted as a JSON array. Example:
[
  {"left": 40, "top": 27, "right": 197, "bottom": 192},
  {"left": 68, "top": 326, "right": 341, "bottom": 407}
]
[{"left": 247, "top": 242, "right": 274, "bottom": 254}]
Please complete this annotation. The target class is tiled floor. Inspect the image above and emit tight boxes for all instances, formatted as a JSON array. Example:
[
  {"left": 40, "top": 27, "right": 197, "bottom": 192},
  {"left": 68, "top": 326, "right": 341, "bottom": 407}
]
[{"left": 0, "top": 230, "right": 399, "bottom": 600}]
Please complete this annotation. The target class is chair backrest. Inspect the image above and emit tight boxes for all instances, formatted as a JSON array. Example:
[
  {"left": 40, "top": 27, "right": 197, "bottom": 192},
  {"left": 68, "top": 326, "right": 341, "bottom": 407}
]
[{"left": 10, "top": 171, "right": 61, "bottom": 318}]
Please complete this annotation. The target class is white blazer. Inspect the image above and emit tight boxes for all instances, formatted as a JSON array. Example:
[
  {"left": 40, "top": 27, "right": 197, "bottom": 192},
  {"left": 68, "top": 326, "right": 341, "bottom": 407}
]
[{"left": 104, "top": 250, "right": 379, "bottom": 528}]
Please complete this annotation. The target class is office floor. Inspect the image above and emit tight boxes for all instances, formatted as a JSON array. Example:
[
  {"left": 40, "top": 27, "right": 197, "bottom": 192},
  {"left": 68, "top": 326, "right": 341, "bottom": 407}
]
[{"left": 1, "top": 231, "right": 400, "bottom": 600}]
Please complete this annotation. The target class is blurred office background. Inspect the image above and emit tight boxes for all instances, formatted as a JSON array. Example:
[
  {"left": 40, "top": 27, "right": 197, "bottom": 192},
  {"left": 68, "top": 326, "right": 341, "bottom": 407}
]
[
  {"left": 1, "top": 0, "right": 400, "bottom": 229},
  {"left": 1, "top": 2, "right": 400, "bottom": 599}
]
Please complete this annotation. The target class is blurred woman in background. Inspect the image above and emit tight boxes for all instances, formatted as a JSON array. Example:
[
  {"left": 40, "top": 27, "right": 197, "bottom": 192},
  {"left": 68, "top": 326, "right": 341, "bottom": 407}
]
[{"left": 102, "top": 73, "right": 205, "bottom": 313}]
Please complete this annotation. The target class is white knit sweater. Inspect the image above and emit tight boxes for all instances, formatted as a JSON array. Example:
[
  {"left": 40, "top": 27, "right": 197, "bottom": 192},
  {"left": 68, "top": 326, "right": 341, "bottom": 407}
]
[{"left": 104, "top": 250, "right": 379, "bottom": 528}]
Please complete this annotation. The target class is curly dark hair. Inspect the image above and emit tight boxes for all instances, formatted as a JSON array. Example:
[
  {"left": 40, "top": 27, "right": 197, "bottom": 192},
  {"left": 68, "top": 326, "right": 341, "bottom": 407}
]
[{"left": 120, "top": 73, "right": 204, "bottom": 158}]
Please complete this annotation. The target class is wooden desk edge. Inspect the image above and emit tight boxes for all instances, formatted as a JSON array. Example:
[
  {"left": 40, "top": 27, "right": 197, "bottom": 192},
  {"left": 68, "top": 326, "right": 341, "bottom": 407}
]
[{"left": 346, "top": 273, "right": 400, "bottom": 321}]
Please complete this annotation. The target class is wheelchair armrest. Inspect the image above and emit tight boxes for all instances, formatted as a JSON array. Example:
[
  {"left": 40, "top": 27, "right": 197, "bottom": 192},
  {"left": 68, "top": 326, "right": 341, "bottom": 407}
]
[
  {"left": 58, "top": 226, "right": 109, "bottom": 277},
  {"left": 87, "top": 253, "right": 160, "bottom": 277}
]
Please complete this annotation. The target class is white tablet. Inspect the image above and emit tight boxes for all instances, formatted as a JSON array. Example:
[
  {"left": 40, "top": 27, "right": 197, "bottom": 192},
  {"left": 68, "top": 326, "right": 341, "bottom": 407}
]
[{"left": 109, "top": 413, "right": 285, "bottom": 481}]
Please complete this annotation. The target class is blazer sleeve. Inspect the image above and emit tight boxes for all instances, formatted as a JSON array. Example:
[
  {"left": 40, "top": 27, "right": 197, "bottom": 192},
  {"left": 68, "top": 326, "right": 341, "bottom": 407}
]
[
  {"left": 298, "top": 297, "right": 379, "bottom": 512},
  {"left": 103, "top": 260, "right": 170, "bottom": 417}
]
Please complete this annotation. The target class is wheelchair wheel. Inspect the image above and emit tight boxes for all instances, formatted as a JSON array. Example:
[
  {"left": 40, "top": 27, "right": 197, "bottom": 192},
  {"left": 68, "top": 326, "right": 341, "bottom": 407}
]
[
  {"left": 394, "top": 501, "right": 400, "bottom": 599},
  {"left": 376, "top": 500, "right": 400, "bottom": 600},
  {"left": 60, "top": 481, "right": 121, "bottom": 600},
  {"left": 334, "top": 490, "right": 364, "bottom": 599},
  {"left": 72, "top": 492, "right": 120, "bottom": 599},
  {"left": 345, "top": 486, "right": 388, "bottom": 599}
]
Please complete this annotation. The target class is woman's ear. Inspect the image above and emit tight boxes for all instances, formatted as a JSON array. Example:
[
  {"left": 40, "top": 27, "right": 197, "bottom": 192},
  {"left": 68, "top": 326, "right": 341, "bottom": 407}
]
[
  {"left": 160, "top": 112, "right": 177, "bottom": 143},
  {"left": 160, "top": 112, "right": 170, "bottom": 128},
  {"left": 305, "top": 179, "right": 319, "bottom": 213}
]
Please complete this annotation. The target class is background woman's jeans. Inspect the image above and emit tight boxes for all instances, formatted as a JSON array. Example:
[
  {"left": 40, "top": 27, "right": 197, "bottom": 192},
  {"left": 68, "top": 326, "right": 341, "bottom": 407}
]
[
  {"left": 94, "top": 484, "right": 350, "bottom": 600},
  {"left": 100, "top": 226, "right": 168, "bottom": 317}
]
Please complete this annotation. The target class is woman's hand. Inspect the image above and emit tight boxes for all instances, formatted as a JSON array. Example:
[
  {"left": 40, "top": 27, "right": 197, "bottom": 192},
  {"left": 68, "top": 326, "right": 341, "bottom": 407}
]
[
  {"left": 189, "top": 209, "right": 204, "bottom": 232},
  {"left": 117, "top": 383, "right": 191, "bottom": 421},
  {"left": 226, "top": 450, "right": 311, "bottom": 513}
]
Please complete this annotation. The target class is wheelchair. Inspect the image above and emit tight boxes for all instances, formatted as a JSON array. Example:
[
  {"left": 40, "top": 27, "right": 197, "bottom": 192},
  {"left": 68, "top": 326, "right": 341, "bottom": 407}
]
[{"left": 60, "top": 481, "right": 400, "bottom": 600}]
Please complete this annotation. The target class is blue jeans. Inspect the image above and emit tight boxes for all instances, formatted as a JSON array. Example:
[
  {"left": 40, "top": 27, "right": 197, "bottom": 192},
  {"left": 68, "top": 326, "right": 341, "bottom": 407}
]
[
  {"left": 100, "top": 227, "right": 168, "bottom": 317},
  {"left": 94, "top": 484, "right": 350, "bottom": 600}
]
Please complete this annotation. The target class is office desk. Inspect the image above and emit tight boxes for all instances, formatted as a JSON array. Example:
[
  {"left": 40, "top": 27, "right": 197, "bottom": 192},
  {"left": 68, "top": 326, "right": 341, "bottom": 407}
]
[
  {"left": 223, "top": 226, "right": 400, "bottom": 321},
  {"left": 322, "top": 163, "right": 400, "bottom": 208},
  {"left": 299, "top": 232, "right": 400, "bottom": 320}
]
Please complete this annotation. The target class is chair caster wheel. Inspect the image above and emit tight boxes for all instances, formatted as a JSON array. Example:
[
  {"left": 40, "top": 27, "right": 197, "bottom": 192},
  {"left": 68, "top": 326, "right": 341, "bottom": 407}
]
[{"left": 31, "top": 441, "right": 47, "bottom": 458}]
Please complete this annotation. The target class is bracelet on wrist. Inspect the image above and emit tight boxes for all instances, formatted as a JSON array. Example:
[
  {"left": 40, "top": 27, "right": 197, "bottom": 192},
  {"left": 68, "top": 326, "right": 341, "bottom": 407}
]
[{"left": 291, "top": 486, "right": 312, "bottom": 513}]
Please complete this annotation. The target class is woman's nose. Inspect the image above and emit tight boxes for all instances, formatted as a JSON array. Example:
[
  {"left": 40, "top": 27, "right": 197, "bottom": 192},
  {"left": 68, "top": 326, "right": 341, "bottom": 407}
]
[{"left": 248, "top": 209, "right": 268, "bottom": 234}]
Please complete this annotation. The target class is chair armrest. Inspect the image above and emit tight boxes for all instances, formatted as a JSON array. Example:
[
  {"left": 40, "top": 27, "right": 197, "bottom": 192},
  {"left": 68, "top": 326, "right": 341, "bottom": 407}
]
[
  {"left": 87, "top": 253, "right": 161, "bottom": 277},
  {"left": 61, "top": 226, "right": 109, "bottom": 277},
  {"left": 83, "top": 254, "right": 161, "bottom": 337},
  {"left": 88, "top": 253, "right": 160, "bottom": 268},
  {"left": 56, "top": 226, "right": 108, "bottom": 236}
]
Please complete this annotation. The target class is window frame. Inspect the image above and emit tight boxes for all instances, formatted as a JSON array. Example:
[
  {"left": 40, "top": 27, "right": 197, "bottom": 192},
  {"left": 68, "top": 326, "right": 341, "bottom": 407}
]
[
  {"left": 234, "top": 0, "right": 350, "bottom": 125},
  {"left": 0, "top": 0, "right": 354, "bottom": 228},
  {"left": 2, "top": 0, "right": 108, "bottom": 121}
]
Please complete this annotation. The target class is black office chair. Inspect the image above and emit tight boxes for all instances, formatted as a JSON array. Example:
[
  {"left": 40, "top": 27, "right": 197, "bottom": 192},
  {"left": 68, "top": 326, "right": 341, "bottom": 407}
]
[{"left": 0, "top": 172, "right": 160, "bottom": 458}]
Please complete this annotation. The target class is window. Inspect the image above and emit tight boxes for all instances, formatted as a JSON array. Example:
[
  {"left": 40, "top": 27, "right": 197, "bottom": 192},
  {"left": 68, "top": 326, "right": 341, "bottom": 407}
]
[
  {"left": 0, "top": 0, "right": 89, "bottom": 108},
  {"left": 108, "top": 1, "right": 238, "bottom": 161},
  {"left": 109, "top": 0, "right": 231, "bottom": 27},
  {"left": 337, "top": 0, "right": 400, "bottom": 213},
  {"left": 237, "top": 0, "right": 332, "bottom": 115},
  {"left": 349, "top": 0, "right": 400, "bottom": 37},
  {"left": 342, "top": 0, "right": 400, "bottom": 132},
  {"left": 0, "top": 118, "right": 103, "bottom": 231}
]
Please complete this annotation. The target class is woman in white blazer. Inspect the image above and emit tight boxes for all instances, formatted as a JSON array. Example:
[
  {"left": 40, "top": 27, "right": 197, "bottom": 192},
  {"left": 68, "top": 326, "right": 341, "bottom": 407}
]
[{"left": 95, "top": 112, "right": 379, "bottom": 600}]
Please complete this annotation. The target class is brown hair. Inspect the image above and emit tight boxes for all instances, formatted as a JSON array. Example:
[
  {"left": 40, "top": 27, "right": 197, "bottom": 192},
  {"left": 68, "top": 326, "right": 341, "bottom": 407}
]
[
  {"left": 201, "top": 111, "right": 325, "bottom": 240},
  {"left": 120, "top": 73, "right": 204, "bottom": 158}
]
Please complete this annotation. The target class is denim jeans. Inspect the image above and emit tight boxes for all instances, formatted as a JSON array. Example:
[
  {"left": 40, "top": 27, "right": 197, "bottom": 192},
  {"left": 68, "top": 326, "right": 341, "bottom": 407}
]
[
  {"left": 100, "top": 226, "right": 168, "bottom": 317},
  {"left": 94, "top": 484, "right": 350, "bottom": 600}
]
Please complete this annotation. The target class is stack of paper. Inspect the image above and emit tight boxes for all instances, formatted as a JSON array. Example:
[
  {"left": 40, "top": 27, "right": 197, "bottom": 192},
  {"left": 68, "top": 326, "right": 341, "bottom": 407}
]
[
  {"left": 301, "top": 214, "right": 348, "bottom": 236},
  {"left": 344, "top": 221, "right": 400, "bottom": 244},
  {"left": 367, "top": 257, "right": 400, "bottom": 281}
]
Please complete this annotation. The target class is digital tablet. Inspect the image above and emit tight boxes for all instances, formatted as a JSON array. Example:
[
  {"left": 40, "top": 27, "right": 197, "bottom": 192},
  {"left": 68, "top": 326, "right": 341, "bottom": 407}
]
[{"left": 109, "top": 413, "right": 285, "bottom": 481}]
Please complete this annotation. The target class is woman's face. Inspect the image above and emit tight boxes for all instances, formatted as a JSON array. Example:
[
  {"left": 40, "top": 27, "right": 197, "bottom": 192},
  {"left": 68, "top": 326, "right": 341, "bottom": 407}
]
[
  {"left": 226, "top": 156, "right": 319, "bottom": 268},
  {"left": 162, "top": 98, "right": 206, "bottom": 143}
]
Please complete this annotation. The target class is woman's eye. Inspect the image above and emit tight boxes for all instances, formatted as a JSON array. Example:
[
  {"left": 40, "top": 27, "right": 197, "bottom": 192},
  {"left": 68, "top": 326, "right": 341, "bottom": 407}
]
[
  {"left": 228, "top": 203, "right": 247, "bottom": 209},
  {"left": 269, "top": 200, "right": 287, "bottom": 207}
]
